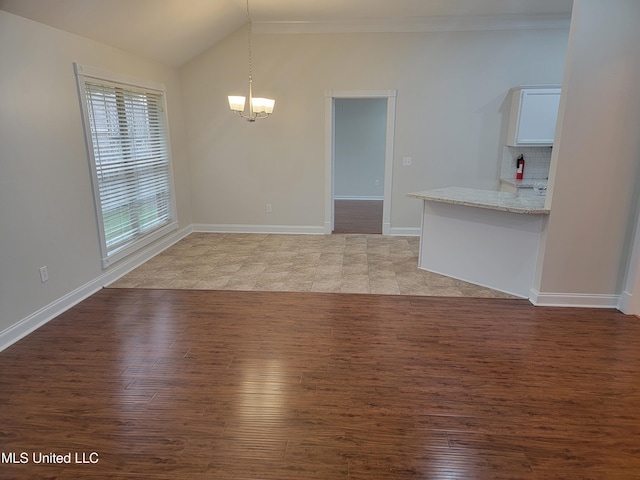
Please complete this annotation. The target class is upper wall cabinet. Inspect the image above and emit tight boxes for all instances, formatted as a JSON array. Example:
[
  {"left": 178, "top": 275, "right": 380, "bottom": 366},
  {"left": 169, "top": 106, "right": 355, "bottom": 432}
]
[{"left": 507, "top": 86, "right": 561, "bottom": 146}]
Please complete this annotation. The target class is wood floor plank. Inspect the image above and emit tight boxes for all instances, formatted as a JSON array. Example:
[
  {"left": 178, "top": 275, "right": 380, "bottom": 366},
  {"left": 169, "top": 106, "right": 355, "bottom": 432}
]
[
  {"left": 333, "top": 200, "right": 383, "bottom": 234},
  {"left": 1, "top": 289, "right": 639, "bottom": 479}
]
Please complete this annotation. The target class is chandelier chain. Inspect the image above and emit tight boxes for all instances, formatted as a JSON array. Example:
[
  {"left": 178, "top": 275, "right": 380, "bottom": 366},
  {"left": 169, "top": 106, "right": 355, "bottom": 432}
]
[
  {"left": 246, "top": 0, "right": 252, "bottom": 81},
  {"left": 227, "top": 0, "right": 275, "bottom": 121}
]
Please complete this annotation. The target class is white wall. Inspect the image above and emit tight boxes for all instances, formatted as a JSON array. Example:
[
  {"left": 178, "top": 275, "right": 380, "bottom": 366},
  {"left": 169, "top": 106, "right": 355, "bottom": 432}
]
[
  {"left": 0, "top": 11, "right": 192, "bottom": 343},
  {"left": 0, "top": 9, "right": 579, "bottom": 348},
  {"left": 334, "top": 98, "right": 386, "bottom": 199},
  {"left": 180, "top": 27, "right": 569, "bottom": 230},
  {"left": 533, "top": 0, "right": 640, "bottom": 306}
]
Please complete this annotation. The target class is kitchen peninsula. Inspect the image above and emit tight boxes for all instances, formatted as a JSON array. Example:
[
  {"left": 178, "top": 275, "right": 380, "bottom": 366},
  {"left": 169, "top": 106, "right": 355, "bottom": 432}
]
[{"left": 407, "top": 187, "right": 550, "bottom": 298}]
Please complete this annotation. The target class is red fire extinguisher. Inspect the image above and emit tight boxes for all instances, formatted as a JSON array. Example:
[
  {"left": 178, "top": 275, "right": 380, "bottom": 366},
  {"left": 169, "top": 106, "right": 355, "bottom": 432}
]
[{"left": 516, "top": 155, "right": 525, "bottom": 180}]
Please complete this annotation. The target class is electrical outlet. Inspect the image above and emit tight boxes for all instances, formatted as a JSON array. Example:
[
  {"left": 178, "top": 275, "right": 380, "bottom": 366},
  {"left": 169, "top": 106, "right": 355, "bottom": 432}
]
[
  {"left": 266, "top": 203, "right": 272, "bottom": 213},
  {"left": 402, "top": 156, "right": 412, "bottom": 166},
  {"left": 375, "top": 179, "right": 381, "bottom": 186},
  {"left": 39, "top": 266, "right": 49, "bottom": 283}
]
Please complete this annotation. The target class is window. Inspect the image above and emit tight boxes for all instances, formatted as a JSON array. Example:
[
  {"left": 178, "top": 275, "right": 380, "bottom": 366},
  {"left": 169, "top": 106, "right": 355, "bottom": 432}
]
[{"left": 75, "top": 64, "right": 177, "bottom": 268}]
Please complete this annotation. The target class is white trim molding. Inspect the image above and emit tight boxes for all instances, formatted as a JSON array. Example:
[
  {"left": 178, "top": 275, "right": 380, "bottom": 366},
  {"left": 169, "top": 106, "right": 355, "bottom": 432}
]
[
  {"left": 74, "top": 63, "right": 165, "bottom": 91},
  {"left": 389, "top": 227, "right": 421, "bottom": 237},
  {"left": 529, "top": 289, "right": 620, "bottom": 309},
  {"left": 0, "top": 226, "right": 192, "bottom": 352},
  {"left": 333, "top": 196, "right": 384, "bottom": 201},
  {"left": 618, "top": 291, "right": 634, "bottom": 314},
  {"left": 254, "top": 14, "right": 571, "bottom": 35},
  {"left": 192, "top": 224, "right": 326, "bottom": 235}
]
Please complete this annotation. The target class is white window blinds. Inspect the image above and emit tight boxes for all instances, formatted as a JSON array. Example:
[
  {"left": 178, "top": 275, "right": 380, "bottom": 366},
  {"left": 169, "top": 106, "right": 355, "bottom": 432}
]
[{"left": 75, "top": 64, "right": 177, "bottom": 268}]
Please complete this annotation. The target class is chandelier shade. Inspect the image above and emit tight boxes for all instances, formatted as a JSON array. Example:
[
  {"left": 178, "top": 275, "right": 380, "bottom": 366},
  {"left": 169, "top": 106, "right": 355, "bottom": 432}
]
[
  {"left": 252, "top": 97, "right": 275, "bottom": 114},
  {"left": 228, "top": 96, "right": 246, "bottom": 112}
]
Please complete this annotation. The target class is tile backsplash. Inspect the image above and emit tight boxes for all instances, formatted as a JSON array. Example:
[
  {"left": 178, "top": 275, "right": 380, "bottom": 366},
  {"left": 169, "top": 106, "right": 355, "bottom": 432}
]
[{"left": 500, "top": 146, "right": 552, "bottom": 182}]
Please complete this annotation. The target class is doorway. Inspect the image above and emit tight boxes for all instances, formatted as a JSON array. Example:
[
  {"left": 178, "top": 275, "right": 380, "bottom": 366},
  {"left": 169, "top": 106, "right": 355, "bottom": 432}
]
[
  {"left": 333, "top": 98, "right": 386, "bottom": 234},
  {"left": 324, "top": 90, "right": 397, "bottom": 235}
]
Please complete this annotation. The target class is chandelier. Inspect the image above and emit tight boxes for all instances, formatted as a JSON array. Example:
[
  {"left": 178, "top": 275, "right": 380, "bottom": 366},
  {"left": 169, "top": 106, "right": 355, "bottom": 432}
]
[{"left": 228, "top": 0, "right": 275, "bottom": 122}]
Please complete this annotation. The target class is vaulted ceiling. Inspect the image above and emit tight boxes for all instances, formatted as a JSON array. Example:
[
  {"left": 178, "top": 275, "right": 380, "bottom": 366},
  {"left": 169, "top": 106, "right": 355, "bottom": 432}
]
[{"left": 0, "top": 0, "right": 573, "bottom": 67}]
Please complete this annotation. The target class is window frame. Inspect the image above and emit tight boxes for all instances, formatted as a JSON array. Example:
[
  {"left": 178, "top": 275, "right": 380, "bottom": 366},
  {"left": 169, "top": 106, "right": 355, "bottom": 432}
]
[{"left": 74, "top": 63, "right": 178, "bottom": 269}]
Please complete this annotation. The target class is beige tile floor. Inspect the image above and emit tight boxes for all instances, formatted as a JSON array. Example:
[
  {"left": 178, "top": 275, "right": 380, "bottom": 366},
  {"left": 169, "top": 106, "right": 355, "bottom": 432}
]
[{"left": 108, "top": 233, "right": 515, "bottom": 298}]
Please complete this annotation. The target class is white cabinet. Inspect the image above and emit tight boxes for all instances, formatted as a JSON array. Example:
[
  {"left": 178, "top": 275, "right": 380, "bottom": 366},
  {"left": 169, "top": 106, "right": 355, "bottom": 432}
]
[{"left": 507, "top": 86, "right": 561, "bottom": 146}]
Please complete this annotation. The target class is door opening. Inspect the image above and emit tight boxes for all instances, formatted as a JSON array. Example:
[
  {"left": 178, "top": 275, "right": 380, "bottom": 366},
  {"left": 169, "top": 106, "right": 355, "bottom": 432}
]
[
  {"left": 324, "top": 90, "right": 397, "bottom": 235},
  {"left": 333, "top": 98, "right": 386, "bottom": 234}
]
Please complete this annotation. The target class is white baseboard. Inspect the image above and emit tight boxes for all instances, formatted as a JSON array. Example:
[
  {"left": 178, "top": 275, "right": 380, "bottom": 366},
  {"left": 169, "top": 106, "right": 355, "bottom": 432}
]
[
  {"left": 192, "top": 224, "right": 326, "bottom": 235},
  {"left": 529, "top": 288, "right": 620, "bottom": 308},
  {"left": 185, "top": 223, "right": 419, "bottom": 237},
  {"left": 618, "top": 291, "right": 632, "bottom": 314},
  {"left": 334, "top": 196, "right": 384, "bottom": 201},
  {"left": 389, "top": 227, "right": 421, "bottom": 236},
  {"left": 0, "top": 225, "right": 192, "bottom": 352}
]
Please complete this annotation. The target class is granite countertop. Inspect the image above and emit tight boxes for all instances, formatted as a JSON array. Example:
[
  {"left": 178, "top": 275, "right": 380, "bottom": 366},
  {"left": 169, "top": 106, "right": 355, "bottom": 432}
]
[{"left": 407, "top": 187, "right": 550, "bottom": 215}]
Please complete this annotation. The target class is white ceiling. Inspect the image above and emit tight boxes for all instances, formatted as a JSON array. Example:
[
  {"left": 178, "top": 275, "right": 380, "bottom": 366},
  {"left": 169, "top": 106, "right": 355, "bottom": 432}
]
[{"left": 0, "top": 0, "right": 573, "bottom": 67}]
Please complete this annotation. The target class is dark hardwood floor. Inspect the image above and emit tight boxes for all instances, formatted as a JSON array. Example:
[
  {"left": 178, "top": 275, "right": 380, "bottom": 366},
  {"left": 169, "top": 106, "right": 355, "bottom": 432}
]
[
  {"left": 333, "top": 199, "right": 383, "bottom": 234},
  {"left": 1, "top": 288, "right": 640, "bottom": 479}
]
